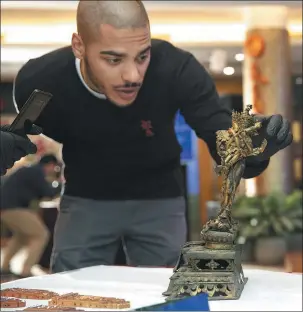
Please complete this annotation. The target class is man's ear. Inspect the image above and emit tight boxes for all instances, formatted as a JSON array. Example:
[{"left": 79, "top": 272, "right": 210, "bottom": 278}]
[{"left": 71, "top": 33, "right": 85, "bottom": 60}]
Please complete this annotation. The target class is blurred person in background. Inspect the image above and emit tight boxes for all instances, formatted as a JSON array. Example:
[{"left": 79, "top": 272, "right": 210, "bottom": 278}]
[
  {"left": 0, "top": 154, "right": 62, "bottom": 278},
  {"left": 38, "top": 163, "right": 64, "bottom": 271},
  {"left": 0, "top": 124, "right": 41, "bottom": 176},
  {"left": 13, "top": 0, "right": 292, "bottom": 273}
]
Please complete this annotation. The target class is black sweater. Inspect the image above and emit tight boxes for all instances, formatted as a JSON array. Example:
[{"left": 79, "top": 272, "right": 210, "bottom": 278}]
[{"left": 13, "top": 39, "right": 268, "bottom": 200}]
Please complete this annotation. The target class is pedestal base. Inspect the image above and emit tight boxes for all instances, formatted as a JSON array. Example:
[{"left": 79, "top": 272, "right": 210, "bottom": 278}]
[{"left": 163, "top": 242, "right": 248, "bottom": 301}]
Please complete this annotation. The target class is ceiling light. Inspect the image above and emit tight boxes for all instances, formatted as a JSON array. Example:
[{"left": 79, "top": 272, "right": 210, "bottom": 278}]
[
  {"left": 1, "top": 22, "right": 300, "bottom": 46},
  {"left": 223, "top": 67, "right": 235, "bottom": 76},
  {"left": 1, "top": 24, "right": 75, "bottom": 45},
  {"left": 1, "top": 1, "right": 77, "bottom": 9},
  {"left": 235, "top": 53, "right": 244, "bottom": 62},
  {"left": 1, "top": 47, "right": 55, "bottom": 63}
]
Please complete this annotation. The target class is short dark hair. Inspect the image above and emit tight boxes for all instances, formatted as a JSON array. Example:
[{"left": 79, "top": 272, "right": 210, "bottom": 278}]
[
  {"left": 39, "top": 154, "right": 59, "bottom": 165},
  {"left": 77, "top": 0, "right": 149, "bottom": 43}
]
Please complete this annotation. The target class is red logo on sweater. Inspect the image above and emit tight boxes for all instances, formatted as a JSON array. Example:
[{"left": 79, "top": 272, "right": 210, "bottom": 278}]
[{"left": 141, "top": 120, "right": 154, "bottom": 137}]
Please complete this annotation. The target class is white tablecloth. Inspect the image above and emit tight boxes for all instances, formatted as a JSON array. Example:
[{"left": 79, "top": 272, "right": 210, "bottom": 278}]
[{"left": 1, "top": 266, "right": 302, "bottom": 311}]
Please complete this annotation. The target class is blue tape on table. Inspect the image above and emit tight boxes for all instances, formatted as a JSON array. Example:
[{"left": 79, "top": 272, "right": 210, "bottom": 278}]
[{"left": 135, "top": 293, "right": 209, "bottom": 311}]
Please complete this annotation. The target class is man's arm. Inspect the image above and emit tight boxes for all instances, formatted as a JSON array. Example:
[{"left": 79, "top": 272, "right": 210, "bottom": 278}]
[
  {"left": 13, "top": 60, "right": 64, "bottom": 143},
  {"left": 172, "top": 53, "right": 269, "bottom": 179}
]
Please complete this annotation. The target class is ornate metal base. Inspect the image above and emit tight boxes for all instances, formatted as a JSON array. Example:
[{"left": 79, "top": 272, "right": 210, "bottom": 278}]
[{"left": 163, "top": 242, "right": 248, "bottom": 301}]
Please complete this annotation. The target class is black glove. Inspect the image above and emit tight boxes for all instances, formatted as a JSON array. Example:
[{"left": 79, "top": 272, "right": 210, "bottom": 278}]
[
  {"left": 0, "top": 123, "right": 43, "bottom": 175},
  {"left": 1, "top": 121, "right": 42, "bottom": 136},
  {"left": 249, "top": 114, "right": 293, "bottom": 163}
]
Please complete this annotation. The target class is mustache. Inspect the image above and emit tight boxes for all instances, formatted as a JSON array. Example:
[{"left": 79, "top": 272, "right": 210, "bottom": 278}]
[{"left": 115, "top": 82, "right": 142, "bottom": 89}]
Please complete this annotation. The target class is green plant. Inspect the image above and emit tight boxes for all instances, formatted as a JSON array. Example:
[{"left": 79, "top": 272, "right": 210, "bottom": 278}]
[{"left": 232, "top": 190, "right": 303, "bottom": 240}]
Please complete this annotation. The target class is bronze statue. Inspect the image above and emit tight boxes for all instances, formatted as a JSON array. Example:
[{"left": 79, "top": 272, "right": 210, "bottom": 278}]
[
  {"left": 201, "top": 104, "right": 267, "bottom": 247},
  {"left": 164, "top": 105, "right": 267, "bottom": 301}
]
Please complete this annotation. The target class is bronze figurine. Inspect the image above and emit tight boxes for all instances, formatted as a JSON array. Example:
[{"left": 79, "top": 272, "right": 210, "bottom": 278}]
[{"left": 163, "top": 105, "right": 267, "bottom": 301}]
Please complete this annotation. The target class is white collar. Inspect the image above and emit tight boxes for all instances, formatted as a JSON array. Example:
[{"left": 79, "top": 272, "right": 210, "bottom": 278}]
[{"left": 75, "top": 58, "right": 106, "bottom": 100}]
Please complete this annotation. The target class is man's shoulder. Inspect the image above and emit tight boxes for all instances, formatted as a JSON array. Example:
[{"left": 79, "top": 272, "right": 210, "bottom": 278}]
[
  {"left": 14, "top": 46, "right": 75, "bottom": 100},
  {"left": 150, "top": 39, "right": 194, "bottom": 80},
  {"left": 17, "top": 46, "right": 74, "bottom": 81},
  {"left": 151, "top": 39, "right": 192, "bottom": 66}
]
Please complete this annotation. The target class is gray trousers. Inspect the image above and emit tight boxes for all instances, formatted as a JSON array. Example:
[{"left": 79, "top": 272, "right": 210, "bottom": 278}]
[{"left": 50, "top": 195, "right": 187, "bottom": 273}]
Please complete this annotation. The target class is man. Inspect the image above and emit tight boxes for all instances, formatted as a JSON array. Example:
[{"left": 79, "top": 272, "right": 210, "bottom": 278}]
[
  {"left": 13, "top": 1, "right": 292, "bottom": 273},
  {"left": 0, "top": 125, "right": 41, "bottom": 176},
  {"left": 1, "top": 154, "right": 62, "bottom": 277}
]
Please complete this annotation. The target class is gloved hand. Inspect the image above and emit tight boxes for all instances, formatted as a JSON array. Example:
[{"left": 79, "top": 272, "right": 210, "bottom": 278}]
[
  {"left": 249, "top": 114, "right": 293, "bottom": 163},
  {"left": 1, "top": 120, "right": 42, "bottom": 136},
  {"left": 0, "top": 122, "right": 43, "bottom": 175},
  {"left": 4, "top": 119, "right": 43, "bottom": 136}
]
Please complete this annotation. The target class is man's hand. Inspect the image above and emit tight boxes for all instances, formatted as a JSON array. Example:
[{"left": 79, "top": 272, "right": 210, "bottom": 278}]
[
  {"left": 0, "top": 123, "right": 43, "bottom": 175},
  {"left": 250, "top": 114, "right": 293, "bottom": 163},
  {"left": 1, "top": 121, "right": 43, "bottom": 136}
]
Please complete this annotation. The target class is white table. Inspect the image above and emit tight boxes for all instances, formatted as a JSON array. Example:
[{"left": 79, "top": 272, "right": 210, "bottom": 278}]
[{"left": 1, "top": 266, "right": 302, "bottom": 311}]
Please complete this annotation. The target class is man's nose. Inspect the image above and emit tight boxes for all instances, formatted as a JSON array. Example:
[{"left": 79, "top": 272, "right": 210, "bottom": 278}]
[{"left": 122, "top": 63, "right": 140, "bottom": 83}]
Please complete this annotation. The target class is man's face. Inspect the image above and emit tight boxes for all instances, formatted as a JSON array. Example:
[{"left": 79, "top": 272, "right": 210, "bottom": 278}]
[{"left": 82, "top": 24, "right": 151, "bottom": 107}]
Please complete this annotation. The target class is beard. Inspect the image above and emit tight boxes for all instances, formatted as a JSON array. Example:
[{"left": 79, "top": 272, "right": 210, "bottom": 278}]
[
  {"left": 83, "top": 57, "right": 105, "bottom": 94},
  {"left": 82, "top": 57, "right": 138, "bottom": 107}
]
